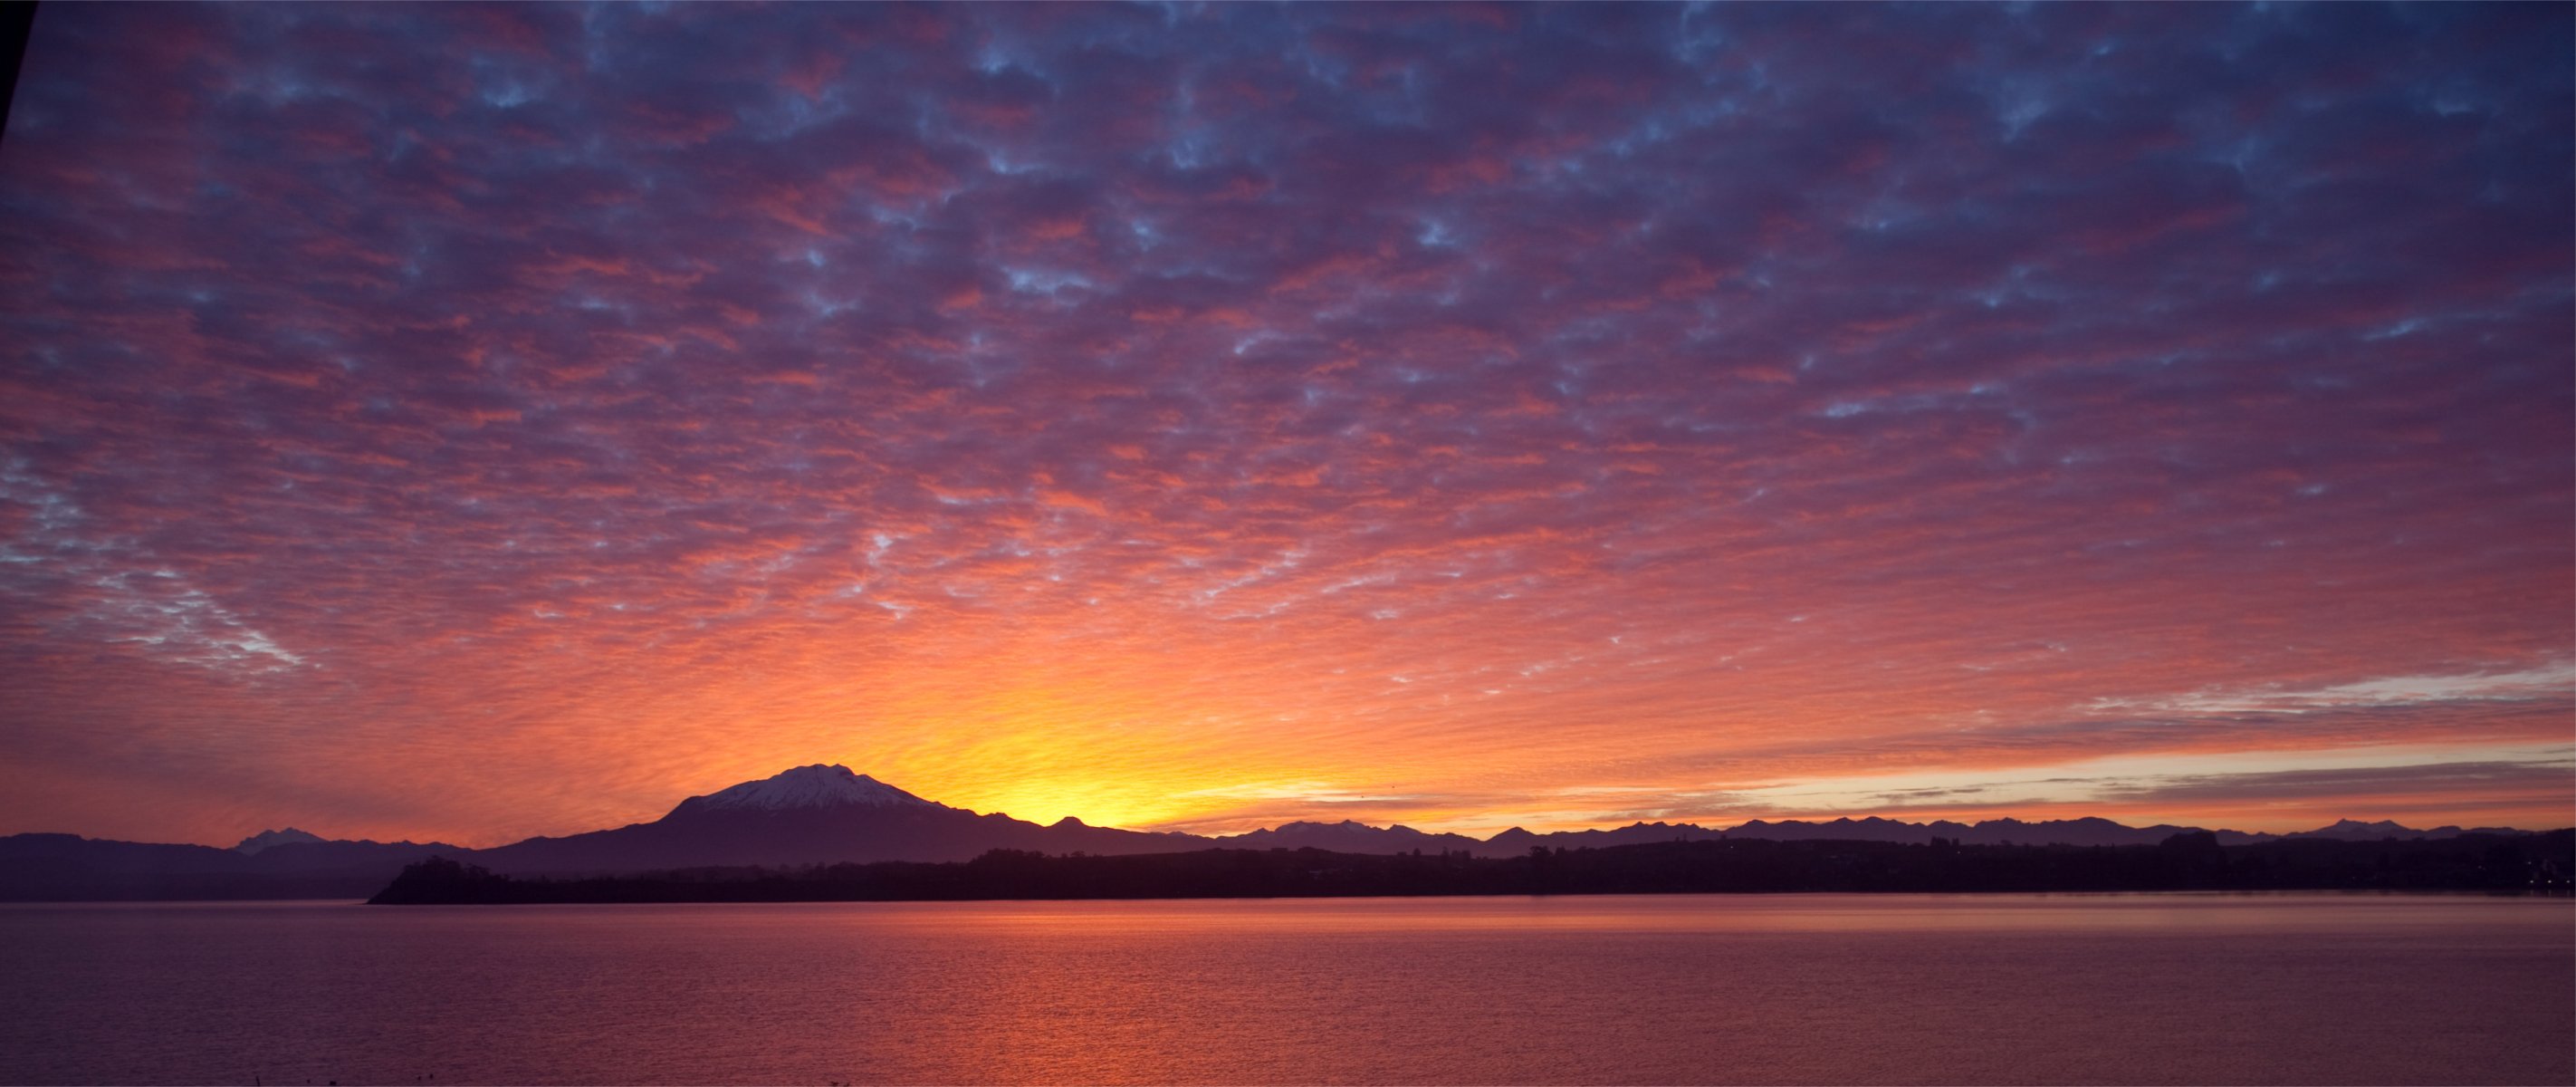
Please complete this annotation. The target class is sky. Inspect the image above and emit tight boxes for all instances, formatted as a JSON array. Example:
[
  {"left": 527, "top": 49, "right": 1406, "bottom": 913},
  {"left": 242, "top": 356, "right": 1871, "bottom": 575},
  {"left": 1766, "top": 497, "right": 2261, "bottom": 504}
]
[{"left": 1, "top": 3, "right": 2570, "bottom": 848}]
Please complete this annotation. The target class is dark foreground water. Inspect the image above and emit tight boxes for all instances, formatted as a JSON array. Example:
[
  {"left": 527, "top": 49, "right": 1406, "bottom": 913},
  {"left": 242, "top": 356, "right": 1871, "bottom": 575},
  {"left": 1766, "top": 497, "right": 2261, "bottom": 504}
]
[{"left": 2, "top": 893, "right": 2567, "bottom": 1085}]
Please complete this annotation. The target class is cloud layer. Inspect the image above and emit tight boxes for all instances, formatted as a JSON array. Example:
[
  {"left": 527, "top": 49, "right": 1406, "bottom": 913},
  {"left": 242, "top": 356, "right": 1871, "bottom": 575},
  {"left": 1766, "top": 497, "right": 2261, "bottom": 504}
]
[{"left": 2, "top": 4, "right": 2568, "bottom": 844}]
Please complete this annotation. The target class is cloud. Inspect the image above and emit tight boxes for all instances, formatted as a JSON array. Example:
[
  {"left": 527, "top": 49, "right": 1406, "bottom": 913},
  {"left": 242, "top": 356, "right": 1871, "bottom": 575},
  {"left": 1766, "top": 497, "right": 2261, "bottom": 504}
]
[
  {"left": 0, "top": 4, "right": 2567, "bottom": 843},
  {"left": 2094, "top": 759, "right": 2576, "bottom": 809},
  {"left": 2092, "top": 667, "right": 2576, "bottom": 719}
]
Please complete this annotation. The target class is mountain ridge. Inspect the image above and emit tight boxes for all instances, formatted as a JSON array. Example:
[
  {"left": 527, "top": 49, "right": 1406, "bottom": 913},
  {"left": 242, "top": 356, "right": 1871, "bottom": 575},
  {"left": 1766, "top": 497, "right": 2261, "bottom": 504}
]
[{"left": 3, "top": 764, "right": 2555, "bottom": 899}]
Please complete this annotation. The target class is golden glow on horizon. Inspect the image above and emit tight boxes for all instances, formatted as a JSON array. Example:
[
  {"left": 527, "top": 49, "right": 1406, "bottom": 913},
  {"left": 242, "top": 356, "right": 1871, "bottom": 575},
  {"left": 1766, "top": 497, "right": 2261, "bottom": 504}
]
[{"left": 15, "top": 575, "right": 2570, "bottom": 848}]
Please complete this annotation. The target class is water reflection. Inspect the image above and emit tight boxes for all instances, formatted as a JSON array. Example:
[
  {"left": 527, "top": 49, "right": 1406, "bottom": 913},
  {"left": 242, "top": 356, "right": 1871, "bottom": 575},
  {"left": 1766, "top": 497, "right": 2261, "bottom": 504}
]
[{"left": 3, "top": 894, "right": 2567, "bottom": 1084}]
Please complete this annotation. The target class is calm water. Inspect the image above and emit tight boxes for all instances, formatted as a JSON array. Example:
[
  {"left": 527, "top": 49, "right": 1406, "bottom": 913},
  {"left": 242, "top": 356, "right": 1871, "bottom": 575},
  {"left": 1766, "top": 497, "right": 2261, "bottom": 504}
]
[{"left": 2, "top": 894, "right": 2567, "bottom": 1085}]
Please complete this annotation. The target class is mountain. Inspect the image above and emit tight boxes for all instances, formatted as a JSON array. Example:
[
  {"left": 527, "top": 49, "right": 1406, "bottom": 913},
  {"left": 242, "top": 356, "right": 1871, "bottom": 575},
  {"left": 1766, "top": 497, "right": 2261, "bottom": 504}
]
[
  {"left": 1469, "top": 821, "right": 1726, "bottom": 857},
  {"left": 464, "top": 784, "right": 2311, "bottom": 871},
  {"left": 694, "top": 765, "right": 940, "bottom": 811},
  {"left": 4, "top": 762, "right": 2553, "bottom": 899},
  {"left": 465, "top": 765, "right": 1202, "bottom": 875},
  {"left": 2289, "top": 819, "right": 2421, "bottom": 841},
  {"left": 235, "top": 827, "right": 326, "bottom": 854},
  {"left": 0, "top": 832, "right": 463, "bottom": 900},
  {"left": 1464, "top": 815, "right": 2274, "bottom": 855},
  {"left": 2281, "top": 819, "right": 2526, "bottom": 842},
  {"left": 1217, "top": 820, "right": 1484, "bottom": 854},
  {"left": 1724, "top": 815, "right": 2280, "bottom": 849}
]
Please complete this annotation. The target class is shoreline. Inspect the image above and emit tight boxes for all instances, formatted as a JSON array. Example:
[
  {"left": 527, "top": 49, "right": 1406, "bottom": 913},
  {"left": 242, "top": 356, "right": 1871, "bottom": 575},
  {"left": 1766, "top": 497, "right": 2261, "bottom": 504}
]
[{"left": 368, "top": 832, "right": 2576, "bottom": 905}]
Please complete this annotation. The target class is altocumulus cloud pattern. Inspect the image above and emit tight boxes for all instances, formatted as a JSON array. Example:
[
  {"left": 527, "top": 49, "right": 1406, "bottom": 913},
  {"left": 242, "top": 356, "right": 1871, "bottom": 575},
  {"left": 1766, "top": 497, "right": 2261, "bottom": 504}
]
[{"left": 0, "top": 4, "right": 2569, "bottom": 845}]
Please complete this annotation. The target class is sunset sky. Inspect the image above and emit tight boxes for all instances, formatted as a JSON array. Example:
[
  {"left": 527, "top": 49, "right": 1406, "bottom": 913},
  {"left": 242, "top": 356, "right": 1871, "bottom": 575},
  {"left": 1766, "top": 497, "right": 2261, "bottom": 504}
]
[{"left": 2, "top": 4, "right": 2569, "bottom": 848}]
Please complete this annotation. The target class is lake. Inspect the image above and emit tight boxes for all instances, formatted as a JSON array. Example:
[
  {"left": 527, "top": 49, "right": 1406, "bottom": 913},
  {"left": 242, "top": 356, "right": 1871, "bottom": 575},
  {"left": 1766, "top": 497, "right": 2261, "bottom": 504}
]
[{"left": 2, "top": 893, "right": 2567, "bottom": 1084}]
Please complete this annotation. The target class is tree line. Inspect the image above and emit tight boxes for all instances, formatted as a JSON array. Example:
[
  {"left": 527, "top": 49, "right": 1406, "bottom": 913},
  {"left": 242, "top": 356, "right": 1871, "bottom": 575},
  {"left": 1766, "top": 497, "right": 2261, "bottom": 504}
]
[{"left": 369, "top": 829, "right": 2574, "bottom": 904}]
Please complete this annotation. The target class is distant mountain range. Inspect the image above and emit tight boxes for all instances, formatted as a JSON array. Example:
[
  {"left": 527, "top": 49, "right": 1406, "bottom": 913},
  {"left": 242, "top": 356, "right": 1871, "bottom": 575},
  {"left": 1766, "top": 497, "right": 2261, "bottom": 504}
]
[
  {"left": 0, "top": 764, "right": 2550, "bottom": 899},
  {"left": 0, "top": 829, "right": 464, "bottom": 900}
]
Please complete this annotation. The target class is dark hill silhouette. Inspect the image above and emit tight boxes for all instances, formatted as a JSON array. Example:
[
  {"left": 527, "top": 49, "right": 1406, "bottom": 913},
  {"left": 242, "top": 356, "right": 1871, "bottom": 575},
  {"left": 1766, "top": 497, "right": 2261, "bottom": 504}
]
[
  {"left": 2284, "top": 817, "right": 2529, "bottom": 842},
  {"left": 369, "top": 830, "right": 2576, "bottom": 905},
  {"left": 1711, "top": 814, "right": 2276, "bottom": 850},
  {"left": 234, "top": 827, "right": 326, "bottom": 854},
  {"left": 0, "top": 832, "right": 462, "bottom": 900},
  {"left": 1218, "top": 820, "right": 1485, "bottom": 854}
]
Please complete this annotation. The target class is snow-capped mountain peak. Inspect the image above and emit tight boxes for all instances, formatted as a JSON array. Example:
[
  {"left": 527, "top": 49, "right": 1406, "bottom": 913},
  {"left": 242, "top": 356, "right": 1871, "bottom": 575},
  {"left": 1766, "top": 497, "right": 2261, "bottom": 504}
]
[
  {"left": 695, "top": 764, "right": 940, "bottom": 812},
  {"left": 235, "top": 827, "right": 327, "bottom": 854}
]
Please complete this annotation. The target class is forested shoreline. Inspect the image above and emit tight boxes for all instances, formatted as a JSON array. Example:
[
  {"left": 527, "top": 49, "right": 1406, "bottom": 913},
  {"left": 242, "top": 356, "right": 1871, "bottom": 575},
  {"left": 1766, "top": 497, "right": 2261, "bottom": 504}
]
[{"left": 370, "top": 830, "right": 2576, "bottom": 904}]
